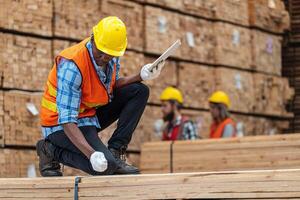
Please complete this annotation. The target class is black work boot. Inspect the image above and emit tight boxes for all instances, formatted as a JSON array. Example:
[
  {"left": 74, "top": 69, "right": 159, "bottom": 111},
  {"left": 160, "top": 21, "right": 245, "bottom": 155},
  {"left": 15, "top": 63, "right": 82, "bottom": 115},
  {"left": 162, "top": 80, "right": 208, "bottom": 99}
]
[
  {"left": 36, "top": 139, "right": 63, "bottom": 177},
  {"left": 109, "top": 146, "right": 140, "bottom": 175}
]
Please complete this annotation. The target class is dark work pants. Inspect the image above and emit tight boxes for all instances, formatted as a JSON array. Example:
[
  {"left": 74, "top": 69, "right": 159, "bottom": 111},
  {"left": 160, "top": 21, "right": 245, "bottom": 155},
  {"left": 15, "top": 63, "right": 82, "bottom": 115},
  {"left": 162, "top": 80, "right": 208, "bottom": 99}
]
[{"left": 46, "top": 83, "right": 149, "bottom": 175}]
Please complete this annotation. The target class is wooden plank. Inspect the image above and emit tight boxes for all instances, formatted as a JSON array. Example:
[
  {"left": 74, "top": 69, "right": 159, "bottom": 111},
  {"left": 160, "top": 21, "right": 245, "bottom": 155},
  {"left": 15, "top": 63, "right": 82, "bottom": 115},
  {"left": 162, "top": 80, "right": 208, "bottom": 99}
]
[
  {"left": 141, "top": 134, "right": 300, "bottom": 173},
  {"left": 173, "top": 134, "right": 300, "bottom": 173},
  {"left": 78, "top": 169, "right": 300, "bottom": 199}
]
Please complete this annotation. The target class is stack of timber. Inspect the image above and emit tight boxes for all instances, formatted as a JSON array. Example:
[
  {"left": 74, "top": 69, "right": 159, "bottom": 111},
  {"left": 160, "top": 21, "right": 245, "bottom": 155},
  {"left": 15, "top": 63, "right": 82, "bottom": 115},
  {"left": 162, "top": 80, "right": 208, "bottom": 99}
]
[
  {"left": 1, "top": 169, "right": 300, "bottom": 199},
  {"left": 141, "top": 134, "right": 300, "bottom": 173}
]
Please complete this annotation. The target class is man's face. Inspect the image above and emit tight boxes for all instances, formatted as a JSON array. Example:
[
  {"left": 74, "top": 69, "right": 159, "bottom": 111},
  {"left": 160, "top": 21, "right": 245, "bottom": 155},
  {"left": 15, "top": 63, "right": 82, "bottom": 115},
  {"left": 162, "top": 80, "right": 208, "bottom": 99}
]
[
  {"left": 92, "top": 40, "right": 114, "bottom": 66},
  {"left": 209, "top": 103, "right": 220, "bottom": 119},
  {"left": 161, "top": 101, "right": 174, "bottom": 118}
]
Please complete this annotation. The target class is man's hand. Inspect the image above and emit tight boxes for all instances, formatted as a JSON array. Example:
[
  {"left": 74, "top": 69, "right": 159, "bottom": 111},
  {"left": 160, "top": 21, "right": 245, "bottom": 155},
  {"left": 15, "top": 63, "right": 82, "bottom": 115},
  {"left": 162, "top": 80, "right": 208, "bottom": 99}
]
[
  {"left": 90, "top": 151, "right": 108, "bottom": 172},
  {"left": 140, "top": 61, "right": 165, "bottom": 81}
]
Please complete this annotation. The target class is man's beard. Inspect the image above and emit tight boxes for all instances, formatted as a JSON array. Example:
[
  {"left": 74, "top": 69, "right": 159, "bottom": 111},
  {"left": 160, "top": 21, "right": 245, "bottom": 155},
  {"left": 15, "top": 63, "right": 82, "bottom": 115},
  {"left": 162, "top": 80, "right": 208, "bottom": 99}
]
[{"left": 163, "top": 111, "right": 174, "bottom": 122}]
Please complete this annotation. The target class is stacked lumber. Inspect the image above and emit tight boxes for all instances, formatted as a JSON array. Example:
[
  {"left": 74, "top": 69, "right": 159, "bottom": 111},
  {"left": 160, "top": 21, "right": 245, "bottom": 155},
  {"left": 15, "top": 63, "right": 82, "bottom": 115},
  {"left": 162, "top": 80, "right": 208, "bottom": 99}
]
[
  {"left": 135, "top": 0, "right": 215, "bottom": 18},
  {"left": 248, "top": 0, "right": 290, "bottom": 33},
  {"left": 0, "top": 0, "right": 53, "bottom": 36},
  {"left": 141, "top": 134, "right": 300, "bottom": 174},
  {"left": 52, "top": 39, "right": 77, "bottom": 60},
  {"left": 0, "top": 33, "right": 51, "bottom": 91},
  {"left": 53, "top": 0, "right": 143, "bottom": 50},
  {"left": 232, "top": 114, "right": 290, "bottom": 137},
  {"left": 137, "top": 0, "right": 249, "bottom": 26},
  {"left": 1, "top": 169, "right": 300, "bottom": 199},
  {"left": 0, "top": 177, "right": 75, "bottom": 199},
  {"left": 215, "top": 67, "right": 255, "bottom": 113},
  {"left": 253, "top": 73, "right": 294, "bottom": 116},
  {"left": 140, "top": 141, "right": 171, "bottom": 173},
  {"left": 144, "top": 6, "right": 215, "bottom": 63},
  {"left": 178, "top": 62, "right": 215, "bottom": 109},
  {"left": 251, "top": 30, "right": 283, "bottom": 75},
  {"left": 0, "top": 148, "right": 38, "bottom": 178},
  {"left": 213, "top": 0, "right": 249, "bottom": 26},
  {"left": 2, "top": 91, "right": 42, "bottom": 147},
  {"left": 214, "top": 22, "right": 252, "bottom": 69}
]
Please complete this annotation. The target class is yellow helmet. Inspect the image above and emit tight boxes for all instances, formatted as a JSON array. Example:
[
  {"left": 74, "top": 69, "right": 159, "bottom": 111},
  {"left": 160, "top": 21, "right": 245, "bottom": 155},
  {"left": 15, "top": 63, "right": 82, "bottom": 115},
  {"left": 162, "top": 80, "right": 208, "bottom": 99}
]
[
  {"left": 92, "top": 16, "right": 127, "bottom": 57},
  {"left": 209, "top": 91, "right": 231, "bottom": 108},
  {"left": 160, "top": 87, "right": 183, "bottom": 104}
]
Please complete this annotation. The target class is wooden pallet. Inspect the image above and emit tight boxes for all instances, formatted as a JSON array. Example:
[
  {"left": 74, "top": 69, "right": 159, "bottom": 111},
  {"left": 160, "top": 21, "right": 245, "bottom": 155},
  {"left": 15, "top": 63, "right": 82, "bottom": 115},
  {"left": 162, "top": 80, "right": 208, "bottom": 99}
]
[{"left": 0, "top": 169, "right": 300, "bottom": 199}]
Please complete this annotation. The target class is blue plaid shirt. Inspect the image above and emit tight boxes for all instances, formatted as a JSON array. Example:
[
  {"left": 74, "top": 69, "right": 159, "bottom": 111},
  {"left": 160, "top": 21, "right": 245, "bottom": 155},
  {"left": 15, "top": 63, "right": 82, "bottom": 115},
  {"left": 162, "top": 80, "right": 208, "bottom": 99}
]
[{"left": 42, "top": 40, "right": 120, "bottom": 138}]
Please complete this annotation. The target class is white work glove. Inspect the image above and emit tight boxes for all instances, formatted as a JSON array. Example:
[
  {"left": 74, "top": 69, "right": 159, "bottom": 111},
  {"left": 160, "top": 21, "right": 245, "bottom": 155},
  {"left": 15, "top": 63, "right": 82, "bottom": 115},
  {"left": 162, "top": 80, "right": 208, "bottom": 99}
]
[
  {"left": 90, "top": 151, "right": 108, "bottom": 172},
  {"left": 140, "top": 61, "right": 165, "bottom": 81}
]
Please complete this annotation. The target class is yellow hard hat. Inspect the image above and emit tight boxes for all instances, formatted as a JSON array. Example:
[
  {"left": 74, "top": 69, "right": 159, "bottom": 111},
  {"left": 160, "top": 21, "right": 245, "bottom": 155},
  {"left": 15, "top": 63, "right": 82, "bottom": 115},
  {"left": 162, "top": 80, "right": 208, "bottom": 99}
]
[
  {"left": 160, "top": 87, "right": 183, "bottom": 104},
  {"left": 209, "top": 91, "right": 231, "bottom": 108},
  {"left": 92, "top": 16, "right": 127, "bottom": 57}
]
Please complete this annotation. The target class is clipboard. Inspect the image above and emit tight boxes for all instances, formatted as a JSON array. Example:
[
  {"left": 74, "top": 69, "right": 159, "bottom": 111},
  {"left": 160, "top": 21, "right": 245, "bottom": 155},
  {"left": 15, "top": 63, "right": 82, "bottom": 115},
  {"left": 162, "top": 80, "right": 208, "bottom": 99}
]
[{"left": 149, "top": 40, "right": 181, "bottom": 72}]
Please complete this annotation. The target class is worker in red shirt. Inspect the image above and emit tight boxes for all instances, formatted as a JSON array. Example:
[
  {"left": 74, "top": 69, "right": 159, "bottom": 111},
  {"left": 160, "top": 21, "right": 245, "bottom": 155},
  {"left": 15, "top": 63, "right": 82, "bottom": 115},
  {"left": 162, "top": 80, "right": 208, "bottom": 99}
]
[
  {"left": 159, "top": 87, "right": 198, "bottom": 141},
  {"left": 209, "top": 91, "right": 236, "bottom": 138}
]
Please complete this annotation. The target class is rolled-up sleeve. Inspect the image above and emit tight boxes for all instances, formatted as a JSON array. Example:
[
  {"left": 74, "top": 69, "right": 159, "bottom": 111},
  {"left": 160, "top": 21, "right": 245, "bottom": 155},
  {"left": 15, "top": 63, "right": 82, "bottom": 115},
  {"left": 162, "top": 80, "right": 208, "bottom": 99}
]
[{"left": 56, "top": 59, "right": 82, "bottom": 125}]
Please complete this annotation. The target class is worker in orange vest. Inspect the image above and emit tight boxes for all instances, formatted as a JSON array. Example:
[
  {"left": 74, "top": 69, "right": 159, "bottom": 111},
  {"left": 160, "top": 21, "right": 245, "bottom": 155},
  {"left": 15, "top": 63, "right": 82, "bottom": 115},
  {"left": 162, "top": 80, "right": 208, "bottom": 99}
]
[
  {"left": 36, "top": 16, "right": 165, "bottom": 176},
  {"left": 159, "top": 87, "right": 198, "bottom": 141},
  {"left": 209, "top": 91, "right": 236, "bottom": 138}
]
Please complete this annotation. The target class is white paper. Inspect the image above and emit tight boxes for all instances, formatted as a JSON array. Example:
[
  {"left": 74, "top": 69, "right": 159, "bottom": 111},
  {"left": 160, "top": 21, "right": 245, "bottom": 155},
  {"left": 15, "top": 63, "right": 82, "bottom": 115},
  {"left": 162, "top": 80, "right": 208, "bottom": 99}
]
[
  {"left": 234, "top": 74, "right": 242, "bottom": 90},
  {"left": 186, "top": 32, "right": 195, "bottom": 47},
  {"left": 26, "top": 103, "right": 39, "bottom": 116},
  {"left": 236, "top": 122, "right": 244, "bottom": 137},
  {"left": 232, "top": 29, "right": 240, "bottom": 45},
  {"left": 268, "top": 0, "right": 276, "bottom": 8},
  {"left": 27, "top": 164, "right": 37, "bottom": 178},
  {"left": 158, "top": 16, "right": 167, "bottom": 33}
]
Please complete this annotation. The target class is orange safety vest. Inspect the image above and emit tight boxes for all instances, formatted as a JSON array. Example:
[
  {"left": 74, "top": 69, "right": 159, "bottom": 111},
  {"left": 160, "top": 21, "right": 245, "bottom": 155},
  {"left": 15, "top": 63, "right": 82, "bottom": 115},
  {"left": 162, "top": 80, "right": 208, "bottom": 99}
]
[
  {"left": 209, "top": 118, "right": 236, "bottom": 139},
  {"left": 40, "top": 38, "right": 117, "bottom": 126}
]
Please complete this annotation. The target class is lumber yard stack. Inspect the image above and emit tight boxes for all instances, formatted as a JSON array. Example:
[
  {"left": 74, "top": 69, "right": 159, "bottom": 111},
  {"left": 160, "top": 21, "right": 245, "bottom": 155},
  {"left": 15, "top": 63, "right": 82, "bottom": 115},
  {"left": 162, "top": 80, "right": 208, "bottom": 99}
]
[
  {"left": 282, "top": 0, "right": 300, "bottom": 132},
  {"left": 0, "top": 0, "right": 294, "bottom": 177}
]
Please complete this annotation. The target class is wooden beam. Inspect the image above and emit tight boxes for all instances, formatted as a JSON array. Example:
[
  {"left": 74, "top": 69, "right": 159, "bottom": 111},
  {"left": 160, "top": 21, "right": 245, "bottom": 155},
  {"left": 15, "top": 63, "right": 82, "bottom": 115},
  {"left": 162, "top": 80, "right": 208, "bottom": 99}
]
[
  {"left": 0, "top": 169, "right": 300, "bottom": 199},
  {"left": 141, "top": 134, "right": 300, "bottom": 173}
]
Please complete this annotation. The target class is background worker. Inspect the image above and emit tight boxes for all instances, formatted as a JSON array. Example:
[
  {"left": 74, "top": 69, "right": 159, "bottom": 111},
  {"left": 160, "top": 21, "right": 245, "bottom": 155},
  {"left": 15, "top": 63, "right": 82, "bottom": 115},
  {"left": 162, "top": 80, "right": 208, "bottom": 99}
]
[
  {"left": 209, "top": 91, "right": 236, "bottom": 138},
  {"left": 159, "top": 86, "right": 198, "bottom": 141},
  {"left": 36, "top": 16, "right": 165, "bottom": 176}
]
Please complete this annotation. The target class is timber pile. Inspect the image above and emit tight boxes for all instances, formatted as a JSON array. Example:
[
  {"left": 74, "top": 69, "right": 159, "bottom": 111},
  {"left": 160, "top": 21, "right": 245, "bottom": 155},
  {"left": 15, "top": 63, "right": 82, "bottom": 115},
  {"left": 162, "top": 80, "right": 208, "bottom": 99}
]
[
  {"left": 0, "top": 0, "right": 52, "bottom": 36},
  {"left": 0, "top": 33, "right": 51, "bottom": 91},
  {"left": 248, "top": 0, "right": 290, "bottom": 33},
  {"left": 141, "top": 134, "right": 300, "bottom": 174},
  {"left": 1, "top": 169, "right": 300, "bottom": 199},
  {"left": 53, "top": 0, "right": 143, "bottom": 50},
  {"left": 2, "top": 91, "right": 42, "bottom": 147},
  {"left": 215, "top": 67, "right": 255, "bottom": 113},
  {"left": 251, "top": 30, "right": 283, "bottom": 75},
  {"left": 178, "top": 62, "right": 215, "bottom": 109},
  {"left": 214, "top": 22, "right": 252, "bottom": 69}
]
